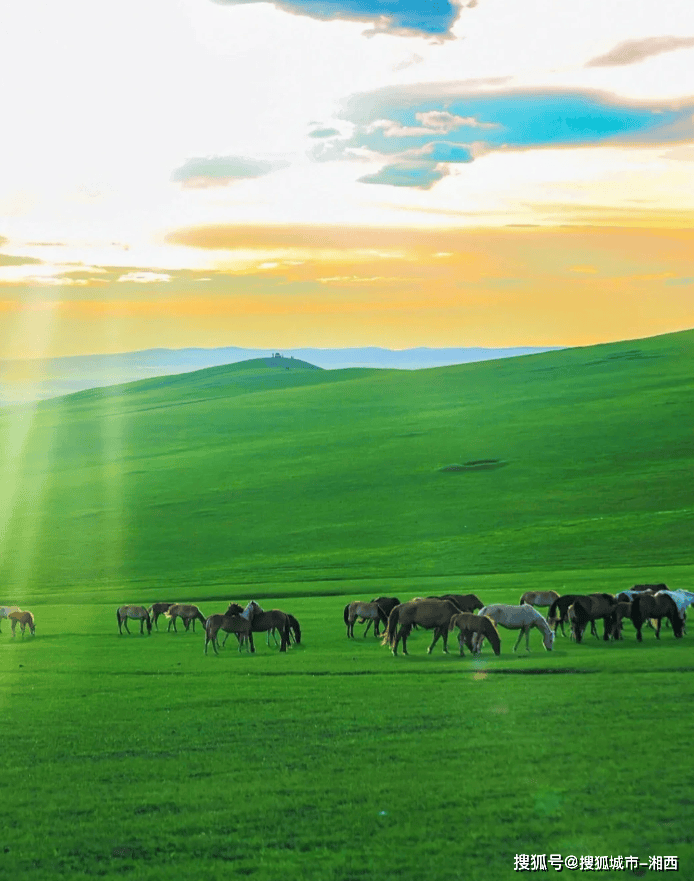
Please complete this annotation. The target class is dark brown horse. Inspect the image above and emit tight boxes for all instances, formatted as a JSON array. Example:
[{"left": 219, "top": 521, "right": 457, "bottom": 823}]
[
  {"left": 361, "top": 597, "right": 401, "bottom": 636},
  {"left": 224, "top": 601, "right": 291, "bottom": 652},
  {"left": 604, "top": 601, "right": 632, "bottom": 640},
  {"left": 205, "top": 613, "right": 255, "bottom": 655},
  {"left": 437, "top": 594, "right": 484, "bottom": 613},
  {"left": 548, "top": 594, "right": 599, "bottom": 637},
  {"left": 166, "top": 604, "right": 206, "bottom": 633},
  {"left": 570, "top": 594, "right": 618, "bottom": 643},
  {"left": 344, "top": 601, "right": 388, "bottom": 638},
  {"left": 147, "top": 602, "right": 176, "bottom": 630},
  {"left": 382, "top": 599, "right": 461, "bottom": 656},
  {"left": 449, "top": 612, "right": 501, "bottom": 656},
  {"left": 631, "top": 593, "right": 684, "bottom": 641}
]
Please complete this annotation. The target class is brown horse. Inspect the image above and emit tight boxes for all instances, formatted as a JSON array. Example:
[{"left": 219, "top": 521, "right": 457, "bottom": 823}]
[
  {"left": 569, "top": 594, "right": 618, "bottom": 643},
  {"left": 344, "top": 601, "right": 388, "bottom": 638},
  {"left": 520, "top": 590, "right": 560, "bottom": 608},
  {"left": 166, "top": 604, "right": 206, "bottom": 633},
  {"left": 223, "top": 601, "right": 292, "bottom": 652},
  {"left": 449, "top": 612, "right": 501, "bottom": 656},
  {"left": 116, "top": 605, "right": 152, "bottom": 635},
  {"left": 9, "top": 610, "right": 35, "bottom": 637},
  {"left": 382, "top": 599, "right": 461, "bottom": 656},
  {"left": 604, "top": 601, "right": 632, "bottom": 640},
  {"left": 147, "top": 602, "right": 177, "bottom": 630},
  {"left": 631, "top": 593, "right": 684, "bottom": 641},
  {"left": 548, "top": 594, "right": 600, "bottom": 638},
  {"left": 430, "top": 594, "right": 485, "bottom": 613},
  {"left": 204, "top": 614, "right": 255, "bottom": 655}
]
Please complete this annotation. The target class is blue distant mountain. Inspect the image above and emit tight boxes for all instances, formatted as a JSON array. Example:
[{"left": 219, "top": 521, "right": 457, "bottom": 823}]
[{"left": 0, "top": 344, "right": 561, "bottom": 405}]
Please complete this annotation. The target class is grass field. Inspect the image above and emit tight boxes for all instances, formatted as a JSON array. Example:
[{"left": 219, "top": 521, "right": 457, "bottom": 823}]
[{"left": 1, "top": 332, "right": 693, "bottom": 879}]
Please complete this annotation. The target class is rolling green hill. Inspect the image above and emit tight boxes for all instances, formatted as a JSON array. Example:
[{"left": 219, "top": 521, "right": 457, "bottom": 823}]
[{"left": 2, "top": 331, "right": 693, "bottom": 599}]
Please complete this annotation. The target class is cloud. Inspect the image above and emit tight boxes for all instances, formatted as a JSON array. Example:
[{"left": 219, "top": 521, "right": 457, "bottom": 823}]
[
  {"left": 0, "top": 253, "right": 43, "bottom": 267},
  {"left": 171, "top": 155, "right": 289, "bottom": 188},
  {"left": 308, "top": 127, "right": 342, "bottom": 138},
  {"left": 586, "top": 35, "right": 694, "bottom": 67},
  {"left": 117, "top": 272, "right": 173, "bottom": 283},
  {"left": 326, "top": 84, "right": 694, "bottom": 187},
  {"left": 358, "top": 161, "right": 449, "bottom": 189},
  {"left": 211, "top": 1, "right": 466, "bottom": 38}
]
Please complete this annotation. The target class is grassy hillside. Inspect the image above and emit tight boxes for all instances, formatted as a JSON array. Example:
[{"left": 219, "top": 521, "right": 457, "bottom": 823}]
[{"left": 1, "top": 331, "right": 693, "bottom": 600}]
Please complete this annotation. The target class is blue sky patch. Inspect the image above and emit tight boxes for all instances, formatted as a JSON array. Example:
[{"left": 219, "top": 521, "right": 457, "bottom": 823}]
[{"left": 212, "top": 1, "right": 462, "bottom": 37}]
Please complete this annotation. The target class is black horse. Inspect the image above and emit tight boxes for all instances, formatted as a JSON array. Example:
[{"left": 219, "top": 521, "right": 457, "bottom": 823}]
[{"left": 631, "top": 593, "right": 684, "bottom": 642}]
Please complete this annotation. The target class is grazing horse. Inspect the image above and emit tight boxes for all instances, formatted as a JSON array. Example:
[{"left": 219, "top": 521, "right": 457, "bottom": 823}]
[
  {"left": 0, "top": 606, "right": 21, "bottom": 633},
  {"left": 476, "top": 605, "right": 555, "bottom": 652},
  {"left": 166, "top": 604, "right": 206, "bottom": 633},
  {"left": 9, "top": 610, "right": 35, "bottom": 637},
  {"left": 204, "top": 614, "right": 255, "bottom": 655},
  {"left": 147, "top": 602, "right": 177, "bottom": 630},
  {"left": 569, "top": 594, "right": 618, "bottom": 643},
  {"left": 449, "top": 612, "right": 501, "bottom": 656},
  {"left": 548, "top": 594, "right": 603, "bottom": 638},
  {"left": 344, "top": 601, "right": 388, "bottom": 639},
  {"left": 382, "top": 599, "right": 461, "bottom": 656},
  {"left": 604, "top": 601, "right": 632, "bottom": 640},
  {"left": 520, "top": 590, "right": 560, "bottom": 608},
  {"left": 361, "top": 597, "right": 401, "bottom": 636},
  {"left": 631, "top": 593, "right": 684, "bottom": 641},
  {"left": 285, "top": 613, "right": 302, "bottom": 645},
  {"left": 116, "top": 605, "right": 152, "bottom": 635}
]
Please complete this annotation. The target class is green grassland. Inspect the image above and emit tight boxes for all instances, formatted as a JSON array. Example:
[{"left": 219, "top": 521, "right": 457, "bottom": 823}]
[{"left": 1, "top": 332, "right": 693, "bottom": 879}]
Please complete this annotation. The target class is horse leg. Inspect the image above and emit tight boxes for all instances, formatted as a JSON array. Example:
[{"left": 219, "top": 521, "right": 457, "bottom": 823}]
[
  {"left": 655, "top": 617, "right": 662, "bottom": 640},
  {"left": 124, "top": 618, "right": 131, "bottom": 635},
  {"left": 513, "top": 628, "right": 524, "bottom": 652},
  {"left": 427, "top": 628, "right": 441, "bottom": 654},
  {"left": 140, "top": 619, "right": 145, "bottom": 634}
]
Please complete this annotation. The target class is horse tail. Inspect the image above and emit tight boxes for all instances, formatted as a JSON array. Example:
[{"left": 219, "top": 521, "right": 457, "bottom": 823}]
[
  {"left": 382, "top": 605, "right": 399, "bottom": 647},
  {"left": 519, "top": 593, "right": 527, "bottom": 605},
  {"left": 343, "top": 604, "right": 350, "bottom": 625},
  {"left": 116, "top": 608, "right": 121, "bottom": 626}
]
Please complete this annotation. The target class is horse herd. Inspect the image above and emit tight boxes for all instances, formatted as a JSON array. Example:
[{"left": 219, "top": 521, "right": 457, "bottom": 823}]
[
  {"left": 4, "top": 584, "right": 692, "bottom": 658},
  {"left": 115, "top": 600, "right": 301, "bottom": 654},
  {"left": 344, "top": 584, "right": 694, "bottom": 656}
]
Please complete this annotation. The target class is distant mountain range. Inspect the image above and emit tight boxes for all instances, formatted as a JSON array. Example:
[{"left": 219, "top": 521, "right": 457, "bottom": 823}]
[{"left": 0, "top": 344, "right": 561, "bottom": 405}]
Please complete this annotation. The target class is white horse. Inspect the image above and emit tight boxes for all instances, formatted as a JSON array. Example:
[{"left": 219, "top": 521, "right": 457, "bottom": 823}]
[
  {"left": 0, "top": 606, "right": 21, "bottom": 633},
  {"left": 475, "top": 604, "right": 555, "bottom": 652}
]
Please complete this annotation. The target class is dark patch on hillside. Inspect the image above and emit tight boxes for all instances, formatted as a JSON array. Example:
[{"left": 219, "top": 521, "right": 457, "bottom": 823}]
[{"left": 439, "top": 459, "right": 507, "bottom": 472}]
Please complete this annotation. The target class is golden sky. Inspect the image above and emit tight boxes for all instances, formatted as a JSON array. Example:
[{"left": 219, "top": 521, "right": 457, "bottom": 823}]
[{"left": 1, "top": 0, "right": 693, "bottom": 360}]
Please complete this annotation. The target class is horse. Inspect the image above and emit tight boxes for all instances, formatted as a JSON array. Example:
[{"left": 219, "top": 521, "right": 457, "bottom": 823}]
[
  {"left": 548, "top": 594, "right": 604, "bottom": 638},
  {"left": 381, "top": 599, "right": 461, "bottom": 656},
  {"left": 604, "top": 601, "right": 632, "bottom": 640},
  {"left": 0, "top": 606, "right": 21, "bottom": 633},
  {"left": 204, "top": 613, "right": 255, "bottom": 655},
  {"left": 222, "top": 601, "right": 292, "bottom": 652},
  {"left": 147, "top": 602, "right": 177, "bottom": 630},
  {"left": 435, "top": 594, "right": 485, "bottom": 613},
  {"left": 360, "top": 597, "right": 401, "bottom": 636},
  {"left": 569, "top": 594, "right": 618, "bottom": 643},
  {"left": 286, "top": 614, "right": 302, "bottom": 645},
  {"left": 449, "top": 612, "right": 501, "bottom": 656},
  {"left": 116, "top": 605, "right": 152, "bottom": 635},
  {"left": 475, "top": 605, "right": 555, "bottom": 652},
  {"left": 9, "top": 610, "right": 35, "bottom": 637},
  {"left": 520, "top": 590, "right": 560, "bottom": 608},
  {"left": 166, "top": 604, "right": 206, "bottom": 633},
  {"left": 344, "top": 601, "right": 388, "bottom": 639},
  {"left": 631, "top": 593, "right": 684, "bottom": 641}
]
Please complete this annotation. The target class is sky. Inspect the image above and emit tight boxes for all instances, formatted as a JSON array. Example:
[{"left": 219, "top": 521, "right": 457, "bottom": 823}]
[{"left": 1, "top": 0, "right": 693, "bottom": 361}]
